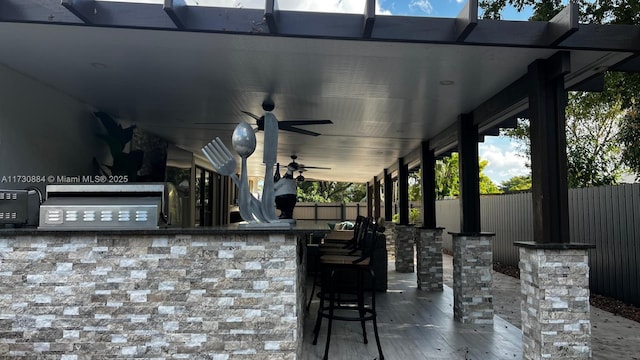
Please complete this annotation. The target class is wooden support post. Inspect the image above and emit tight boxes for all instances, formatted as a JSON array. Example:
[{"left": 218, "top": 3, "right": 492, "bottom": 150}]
[
  {"left": 528, "top": 52, "right": 570, "bottom": 243},
  {"left": 457, "top": 113, "right": 481, "bottom": 233},
  {"left": 398, "top": 159, "right": 410, "bottom": 225},
  {"left": 367, "top": 181, "right": 374, "bottom": 218},
  {"left": 421, "top": 141, "right": 436, "bottom": 228},
  {"left": 373, "top": 176, "right": 381, "bottom": 220},
  {"left": 384, "top": 169, "right": 393, "bottom": 222}
]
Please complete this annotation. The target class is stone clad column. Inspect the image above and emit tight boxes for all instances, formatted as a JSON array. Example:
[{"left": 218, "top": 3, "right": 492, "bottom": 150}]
[
  {"left": 450, "top": 232, "right": 494, "bottom": 324},
  {"left": 516, "top": 242, "right": 595, "bottom": 360},
  {"left": 394, "top": 224, "right": 416, "bottom": 273},
  {"left": 416, "top": 227, "right": 444, "bottom": 291},
  {"left": 385, "top": 222, "right": 397, "bottom": 261}
]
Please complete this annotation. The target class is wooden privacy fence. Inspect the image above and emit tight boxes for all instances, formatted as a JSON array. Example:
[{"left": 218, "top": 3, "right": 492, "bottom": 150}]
[
  {"left": 293, "top": 202, "right": 368, "bottom": 222},
  {"left": 435, "top": 183, "right": 640, "bottom": 307}
]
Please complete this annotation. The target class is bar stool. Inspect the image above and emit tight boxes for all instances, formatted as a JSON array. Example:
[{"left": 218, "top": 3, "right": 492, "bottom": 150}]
[
  {"left": 311, "top": 219, "right": 385, "bottom": 360},
  {"left": 306, "top": 216, "right": 368, "bottom": 311}
]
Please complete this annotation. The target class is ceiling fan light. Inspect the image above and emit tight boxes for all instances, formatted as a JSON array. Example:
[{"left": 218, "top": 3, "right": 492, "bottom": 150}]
[{"left": 296, "top": 173, "right": 305, "bottom": 182}]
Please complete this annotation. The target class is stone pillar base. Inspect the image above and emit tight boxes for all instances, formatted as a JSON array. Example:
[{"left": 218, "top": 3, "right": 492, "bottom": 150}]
[
  {"left": 416, "top": 228, "right": 444, "bottom": 291},
  {"left": 451, "top": 232, "right": 494, "bottom": 324},
  {"left": 385, "top": 222, "right": 397, "bottom": 260},
  {"left": 395, "top": 225, "right": 416, "bottom": 273},
  {"left": 516, "top": 242, "right": 595, "bottom": 360}
]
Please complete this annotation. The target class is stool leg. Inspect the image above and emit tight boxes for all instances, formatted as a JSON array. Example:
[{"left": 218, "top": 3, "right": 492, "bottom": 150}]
[
  {"left": 306, "top": 270, "right": 317, "bottom": 311},
  {"left": 370, "top": 271, "right": 384, "bottom": 360},
  {"left": 323, "top": 270, "right": 336, "bottom": 360},
  {"left": 357, "top": 271, "right": 368, "bottom": 344},
  {"left": 312, "top": 268, "right": 328, "bottom": 345}
]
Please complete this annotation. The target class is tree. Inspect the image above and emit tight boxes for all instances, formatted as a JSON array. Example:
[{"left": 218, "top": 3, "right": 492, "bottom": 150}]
[
  {"left": 500, "top": 175, "right": 532, "bottom": 192},
  {"left": 296, "top": 181, "right": 366, "bottom": 203},
  {"left": 565, "top": 91, "right": 625, "bottom": 186},
  {"left": 481, "top": 0, "right": 640, "bottom": 180},
  {"left": 436, "top": 154, "right": 459, "bottom": 199},
  {"left": 435, "top": 153, "right": 501, "bottom": 199},
  {"left": 619, "top": 108, "right": 640, "bottom": 180},
  {"left": 503, "top": 88, "right": 626, "bottom": 188}
]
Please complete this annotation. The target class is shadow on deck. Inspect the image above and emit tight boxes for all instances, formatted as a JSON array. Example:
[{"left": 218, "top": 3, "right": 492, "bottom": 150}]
[{"left": 302, "top": 263, "right": 523, "bottom": 360}]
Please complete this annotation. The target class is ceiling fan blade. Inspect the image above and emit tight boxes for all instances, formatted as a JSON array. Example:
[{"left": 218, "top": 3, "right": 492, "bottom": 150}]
[
  {"left": 240, "top": 111, "right": 261, "bottom": 121},
  {"left": 300, "top": 165, "right": 332, "bottom": 170},
  {"left": 278, "top": 120, "right": 333, "bottom": 126},
  {"left": 193, "top": 121, "right": 238, "bottom": 125},
  {"left": 279, "top": 126, "right": 322, "bottom": 136}
]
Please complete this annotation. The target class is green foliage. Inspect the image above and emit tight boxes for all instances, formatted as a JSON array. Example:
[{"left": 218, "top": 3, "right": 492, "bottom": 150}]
[
  {"left": 619, "top": 108, "right": 640, "bottom": 180},
  {"left": 479, "top": 159, "right": 501, "bottom": 194},
  {"left": 503, "top": 91, "right": 626, "bottom": 188},
  {"left": 436, "top": 154, "right": 460, "bottom": 199},
  {"left": 566, "top": 91, "right": 625, "bottom": 187},
  {"left": 481, "top": 0, "right": 640, "bottom": 182},
  {"left": 392, "top": 207, "right": 421, "bottom": 224},
  {"left": 500, "top": 175, "right": 532, "bottom": 192},
  {"left": 296, "top": 181, "right": 366, "bottom": 203},
  {"left": 409, "top": 171, "right": 422, "bottom": 201},
  {"left": 435, "top": 153, "right": 501, "bottom": 198}
]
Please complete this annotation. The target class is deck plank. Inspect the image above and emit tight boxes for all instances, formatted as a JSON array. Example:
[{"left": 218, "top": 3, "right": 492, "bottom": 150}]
[{"left": 302, "top": 263, "right": 523, "bottom": 359}]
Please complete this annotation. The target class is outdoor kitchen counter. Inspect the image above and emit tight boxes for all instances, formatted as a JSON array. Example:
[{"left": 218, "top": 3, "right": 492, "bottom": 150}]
[{"left": 0, "top": 223, "right": 328, "bottom": 359}]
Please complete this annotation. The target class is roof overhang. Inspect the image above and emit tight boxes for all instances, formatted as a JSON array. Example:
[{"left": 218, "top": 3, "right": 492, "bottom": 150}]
[{"left": 0, "top": 0, "right": 637, "bottom": 183}]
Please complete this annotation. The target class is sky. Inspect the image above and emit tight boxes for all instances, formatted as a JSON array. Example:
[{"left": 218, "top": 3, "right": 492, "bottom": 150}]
[{"left": 102, "top": 0, "right": 533, "bottom": 184}]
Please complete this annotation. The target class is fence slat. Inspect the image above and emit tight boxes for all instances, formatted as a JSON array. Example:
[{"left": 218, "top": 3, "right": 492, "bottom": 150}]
[{"left": 436, "top": 183, "right": 640, "bottom": 307}]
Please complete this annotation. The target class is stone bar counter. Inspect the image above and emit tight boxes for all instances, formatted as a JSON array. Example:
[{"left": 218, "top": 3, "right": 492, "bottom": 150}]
[{"left": 0, "top": 224, "right": 322, "bottom": 359}]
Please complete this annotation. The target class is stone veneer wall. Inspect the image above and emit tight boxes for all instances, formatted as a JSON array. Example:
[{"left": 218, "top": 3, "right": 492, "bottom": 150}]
[
  {"left": 383, "top": 222, "right": 396, "bottom": 260},
  {"left": 394, "top": 225, "right": 416, "bottom": 273},
  {"left": 0, "top": 232, "right": 304, "bottom": 359},
  {"left": 451, "top": 233, "right": 494, "bottom": 324},
  {"left": 519, "top": 246, "right": 592, "bottom": 359},
  {"left": 416, "top": 228, "right": 443, "bottom": 292}
]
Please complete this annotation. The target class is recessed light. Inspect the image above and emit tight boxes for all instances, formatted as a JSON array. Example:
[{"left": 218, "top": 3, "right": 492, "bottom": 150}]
[{"left": 439, "top": 80, "right": 455, "bottom": 85}]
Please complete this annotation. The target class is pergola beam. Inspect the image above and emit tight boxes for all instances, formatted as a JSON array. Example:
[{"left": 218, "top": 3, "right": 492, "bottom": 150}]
[
  {"left": 455, "top": 0, "right": 477, "bottom": 41},
  {"left": 61, "top": 0, "right": 175, "bottom": 28},
  {"left": 61, "top": 0, "right": 94, "bottom": 24},
  {"left": 2, "top": 1, "right": 638, "bottom": 51},
  {"left": 265, "top": 0, "right": 279, "bottom": 34},
  {"left": 163, "top": 0, "right": 186, "bottom": 29},
  {"left": 363, "top": 0, "right": 375, "bottom": 38},
  {"left": 543, "top": 2, "right": 579, "bottom": 46}
]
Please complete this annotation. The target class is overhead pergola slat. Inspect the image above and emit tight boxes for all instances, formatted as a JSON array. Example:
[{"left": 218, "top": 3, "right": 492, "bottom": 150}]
[
  {"left": 544, "top": 2, "right": 579, "bottom": 47},
  {"left": 60, "top": 0, "right": 93, "bottom": 24},
  {"left": 362, "top": 0, "right": 375, "bottom": 38},
  {"left": 0, "top": 1, "right": 81, "bottom": 23},
  {"left": 163, "top": 0, "right": 186, "bottom": 30},
  {"left": 61, "top": 0, "right": 176, "bottom": 28},
  {"left": 1, "top": 1, "right": 638, "bottom": 53},
  {"left": 455, "top": 0, "right": 478, "bottom": 41},
  {"left": 264, "top": 0, "right": 278, "bottom": 34}
]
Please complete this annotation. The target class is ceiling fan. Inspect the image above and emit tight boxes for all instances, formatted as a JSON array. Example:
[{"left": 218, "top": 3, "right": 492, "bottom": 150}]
[
  {"left": 240, "top": 100, "right": 333, "bottom": 136},
  {"left": 284, "top": 155, "right": 331, "bottom": 181}
]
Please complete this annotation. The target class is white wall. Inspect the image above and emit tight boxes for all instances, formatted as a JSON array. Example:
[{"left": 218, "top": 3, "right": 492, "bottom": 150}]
[{"left": 0, "top": 64, "right": 105, "bottom": 191}]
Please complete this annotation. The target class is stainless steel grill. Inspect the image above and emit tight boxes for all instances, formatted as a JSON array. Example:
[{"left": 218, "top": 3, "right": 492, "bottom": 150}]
[{"left": 38, "top": 183, "right": 167, "bottom": 230}]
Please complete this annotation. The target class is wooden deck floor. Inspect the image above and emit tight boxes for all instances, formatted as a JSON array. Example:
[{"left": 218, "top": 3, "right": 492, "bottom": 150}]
[{"left": 302, "top": 265, "right": 523, "bottom": 360}]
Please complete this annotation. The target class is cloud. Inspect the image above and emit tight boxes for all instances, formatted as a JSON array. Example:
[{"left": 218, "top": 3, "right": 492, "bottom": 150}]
[
  {"left": 409, "top": 0, "right": 433, "bottom": 14},
  {"left": 479, "top": 140, "right": 530, "bottom": 184}
]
